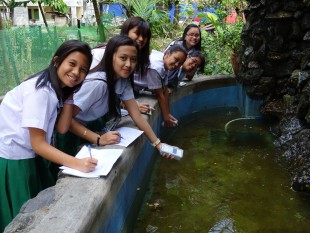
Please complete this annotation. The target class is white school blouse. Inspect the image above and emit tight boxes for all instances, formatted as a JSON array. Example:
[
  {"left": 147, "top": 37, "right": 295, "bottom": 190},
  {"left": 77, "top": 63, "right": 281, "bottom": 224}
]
[
  {"left": 74, "top": 71, "right": 134, "bottom": 122},
  {"left": 0, "top": 76, "right": 60, "bottom": 160},
  {"left": 164, "top": 40, "right": 197, "bottom": 55},
  {"left": 134, "top": 50, "right": 168, "bottom": 90},
  {"left": 90, "top": 47, "right": 106, "bottom": 69}
]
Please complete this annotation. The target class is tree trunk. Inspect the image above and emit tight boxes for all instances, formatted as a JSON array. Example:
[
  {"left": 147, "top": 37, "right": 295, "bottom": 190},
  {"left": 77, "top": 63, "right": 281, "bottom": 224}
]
[
  {"left": 38, "top": 1, "right": 48, "bottom": 28},
  {"left": 231, "top": 52, "right": 239, "bottom": 77},
  {"left": 173, "top": 0, "right": 180, "bottom": 27},
  {"left": 92, "top": 0, "right": 106, "bottom": 42},
  {"left": 0, "top": 12, "right": 3, "bottom": 30},
  {"left": 38, "top": 1, "right": 55, "bottom": 46}
]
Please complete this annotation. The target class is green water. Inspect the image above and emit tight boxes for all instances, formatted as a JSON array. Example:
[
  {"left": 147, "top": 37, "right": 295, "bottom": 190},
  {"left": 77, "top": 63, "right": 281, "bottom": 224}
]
[{"left": 133, "top": 108, "right": 310, "bottom": 233}]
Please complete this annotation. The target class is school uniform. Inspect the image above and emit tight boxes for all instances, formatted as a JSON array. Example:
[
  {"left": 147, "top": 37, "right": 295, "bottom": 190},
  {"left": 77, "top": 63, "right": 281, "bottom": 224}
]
[
  {"left": 165, "top": 40, "right": 199, "bottom": 88},
  {"left": 134, "top": 50, "right": 168, "bottom": 94},
  {"left": 167, "top": 67, "right": 186, "bottom": 89},
  {"left": 90, "top": 47, "right": 106, "bottom": 69},
  {"left": 55, "top": 71, "right": 135, "bottom": 157},
  {"left": 165, "top": 40, "right": 197, "bottom": 55},
  {"left": 75, "top": 71, "right": 134, "bottom": 122},
  {"left": 0, "top": 76, "right": 57, "bottom": 232}
]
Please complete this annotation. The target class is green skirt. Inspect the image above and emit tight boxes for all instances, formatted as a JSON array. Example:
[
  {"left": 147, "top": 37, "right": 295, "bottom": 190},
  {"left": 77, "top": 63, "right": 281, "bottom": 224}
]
[{"left": 0, "top": 157, "right": 55, "bottom": 232}]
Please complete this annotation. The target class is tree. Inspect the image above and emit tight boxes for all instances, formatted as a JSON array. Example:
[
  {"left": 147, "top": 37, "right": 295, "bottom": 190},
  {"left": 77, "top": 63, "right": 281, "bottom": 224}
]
[
  {"left": 92, "top": 0, "right": 105, "bottom": 42},
  {"left": 112, "top": 0, "right": 172, "bottom": 37},
  {"left": 31, "top": 0, "right": 67, "bottom": 28}
]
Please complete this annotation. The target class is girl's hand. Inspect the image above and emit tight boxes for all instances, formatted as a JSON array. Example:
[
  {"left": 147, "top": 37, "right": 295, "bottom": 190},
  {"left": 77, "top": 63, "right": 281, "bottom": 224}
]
[
  {"left": 164, "top": 119, "right": 177, "bottom": 128},
  {"left": 77, "top": 157, "right": 98, "bottom": 172},
  {"left": 137, "top": 102, "right": 155, "bottom": 114},
  {"left": 99, "top": 131, "right": 121, "bottom": 145},
  {"left": 156, "top": 143, "right": 174, "bottom": 160},
  {"left": 164, "top": 116, "right": 178, "bottom": 128},
  {"left": 169, "top": 114, "right": 178, "bottom": 122}
]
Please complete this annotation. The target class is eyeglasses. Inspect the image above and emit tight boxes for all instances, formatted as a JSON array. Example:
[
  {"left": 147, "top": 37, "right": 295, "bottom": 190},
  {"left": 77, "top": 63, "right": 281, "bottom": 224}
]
[
  {"left": 186, "top": 33, "right": 200, "bottom": 38},
  {"left": 188, "top": 55, "right": 200, "bottom": 66}
]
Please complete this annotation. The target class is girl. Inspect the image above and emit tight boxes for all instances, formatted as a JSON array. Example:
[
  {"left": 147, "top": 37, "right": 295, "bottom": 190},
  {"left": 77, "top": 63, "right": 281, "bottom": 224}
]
[
  {"left": 92, "top": 16, "right": 152, "bottom": 114},
  {"left": 0, "top": 40, "right": 97, "bottom": 232},
  {"left": 167, "top": 50, "right": 206, "bottom": 92},
  {"left": 165, "top": 24, "right": 203, "bottom": 80},
  {"left": 62, "top": 35, "right": 173, "bottom": 160},
  {"left": 133, "top": 45, "right": 188, "bottom": 128},
  {"left": 54, "top": 17, "right": 155, "bottom": 156},
  {"left": 166, "top": 24, "right": 202, "bottom": 54}
]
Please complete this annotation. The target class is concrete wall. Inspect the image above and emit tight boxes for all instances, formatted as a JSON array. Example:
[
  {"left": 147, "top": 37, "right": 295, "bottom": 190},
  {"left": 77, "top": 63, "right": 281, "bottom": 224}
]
[{"left": 4, "top": 75, "right": 260, "bottom": 233}]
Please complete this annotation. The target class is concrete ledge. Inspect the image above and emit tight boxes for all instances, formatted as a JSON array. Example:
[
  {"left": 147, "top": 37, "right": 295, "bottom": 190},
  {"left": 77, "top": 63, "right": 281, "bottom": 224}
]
[{"left": 4, "top": 74, "right": 246, "bottom": 233}]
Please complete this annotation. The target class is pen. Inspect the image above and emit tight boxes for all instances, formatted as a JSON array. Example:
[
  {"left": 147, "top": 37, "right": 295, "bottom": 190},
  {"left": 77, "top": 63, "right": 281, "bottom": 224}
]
[{"left": 88, "top": 144, "right": 92, "bottom": 159}]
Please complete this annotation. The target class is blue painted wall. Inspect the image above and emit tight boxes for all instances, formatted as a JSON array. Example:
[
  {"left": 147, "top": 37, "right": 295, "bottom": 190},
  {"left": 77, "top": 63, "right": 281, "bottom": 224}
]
[{"left": 101, "top": 3, "right": 216, "bottom": 22}]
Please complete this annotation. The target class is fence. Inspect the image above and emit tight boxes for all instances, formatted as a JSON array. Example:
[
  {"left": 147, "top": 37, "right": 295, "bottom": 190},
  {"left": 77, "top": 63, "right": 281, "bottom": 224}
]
[{"left": 0, "top": 25, "right": 101, "bottom": 96}]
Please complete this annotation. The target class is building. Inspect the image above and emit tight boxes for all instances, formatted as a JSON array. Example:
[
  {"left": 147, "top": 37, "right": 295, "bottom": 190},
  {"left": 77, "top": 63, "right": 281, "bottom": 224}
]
[{"left": 0, "top": 0, "right": 84, "bottom": 27}]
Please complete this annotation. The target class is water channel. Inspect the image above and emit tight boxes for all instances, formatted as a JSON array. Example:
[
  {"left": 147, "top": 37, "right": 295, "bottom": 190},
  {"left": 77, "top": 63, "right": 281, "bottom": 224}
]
[{"left": 133, "top": 107, "right": 310, "bottom": 233}]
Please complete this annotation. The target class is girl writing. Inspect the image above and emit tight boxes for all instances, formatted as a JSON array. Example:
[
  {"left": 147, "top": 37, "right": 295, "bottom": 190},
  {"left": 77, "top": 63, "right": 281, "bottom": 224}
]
[
  {"left": 57, "top": 35, "right": 174, "bottom": 160},
  {"left": 0, "top": 40, "right": 97, "bottom": 232}
]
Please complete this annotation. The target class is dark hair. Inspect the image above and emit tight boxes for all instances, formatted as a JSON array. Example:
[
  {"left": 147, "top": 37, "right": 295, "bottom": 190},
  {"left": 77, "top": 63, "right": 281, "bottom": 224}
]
[
  {"left": 120, "top": 17, "right": 151, "bottom": 73},
  {"left": 190, "top": 50, "right": 206, "bottom": 73},
  {"left": 27, "top": 40, "right": 92, "bottom": 101},
  {"left": 165, "top": 43, "right": 188, "bottom": 57},
  {"left": 91, "top": 35, "right": 139, "bottom": 117},
  {"left": 180, "top": 24, "right": 202, "bottom": 51}
]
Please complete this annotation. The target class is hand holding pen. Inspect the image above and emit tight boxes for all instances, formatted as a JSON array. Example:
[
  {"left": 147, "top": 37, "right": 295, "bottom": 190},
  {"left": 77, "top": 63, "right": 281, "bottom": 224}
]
[
  {"left": 98, "top": 127, "right": 123, "bottom": 145},
  {"left": 76, "top": 144, "right": 97, "bottom": 172}
]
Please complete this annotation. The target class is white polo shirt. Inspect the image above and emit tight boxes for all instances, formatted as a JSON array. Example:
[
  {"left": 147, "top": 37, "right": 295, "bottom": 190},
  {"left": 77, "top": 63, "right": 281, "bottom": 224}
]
[
  {"left": 90, "top": 47, "right": 106, "bottom": 69},
  {"left": 134, "top": 50, "right": 168, "bottom": 90},
  {"left": 74, "top": 71, "right": 134, "bottom": 123},
  {"left": 0, "top": 76, "right": 59, "bottom": 160}
]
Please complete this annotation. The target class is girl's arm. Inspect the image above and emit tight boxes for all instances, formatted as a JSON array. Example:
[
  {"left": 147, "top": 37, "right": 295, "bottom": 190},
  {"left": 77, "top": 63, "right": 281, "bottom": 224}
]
[
  {"left": 153, "top": 87, "right": 177, "bottom": 127},
  {"left": 69, "top": 118, "right": 121, "bottom": 146},
  {"left": 124, "top": 99, "right": 173, "bottom": 159},
  {"left": 123, "top": 98, "right": 158, "bottom": 143},
  {"left": 55, "top": 96, "right": 74, "bottom": 134},
  {"left": 29, "top": 127, "right": 97, "bottom": 172},
  {"left": 122, "top": 100, "right": 155, "bottom": 114},
  {"left": 69, "top": 104, "right": 120, "bottom": 145},
  {"left": 123, "top": 99, "right": 172, "bottom": 156}
]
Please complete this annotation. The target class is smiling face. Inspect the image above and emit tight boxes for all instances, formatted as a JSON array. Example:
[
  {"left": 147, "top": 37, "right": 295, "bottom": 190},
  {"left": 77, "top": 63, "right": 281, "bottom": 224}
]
[
  {"left": 113, "top": 45, "right": 138, "bottom": 79},
  {"left": 56, "top": 51, "right": 89, "bottom": 88},
  {"left": 182, "top": 55, "right": 203, "bottom": 72},
  {"left": 128, "top": 26, "right": 148, "bottom": 49},
  {"left": 184, "top": 27, "right": 201, "bottom": 50},
  {"left": 163, "top": 50, "right": 187, "bottom": 71}
]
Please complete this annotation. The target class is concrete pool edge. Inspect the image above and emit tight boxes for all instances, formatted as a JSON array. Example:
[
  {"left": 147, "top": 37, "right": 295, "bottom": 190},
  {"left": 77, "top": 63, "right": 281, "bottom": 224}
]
[{"left": 4, "top": 74, "right": 261, "bottom": 233}]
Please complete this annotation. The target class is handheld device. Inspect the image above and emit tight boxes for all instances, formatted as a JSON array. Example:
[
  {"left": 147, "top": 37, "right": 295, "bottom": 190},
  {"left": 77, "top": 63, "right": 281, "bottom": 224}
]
[{"left": 160, "top": 143, "right": 183, "bottom": 160}]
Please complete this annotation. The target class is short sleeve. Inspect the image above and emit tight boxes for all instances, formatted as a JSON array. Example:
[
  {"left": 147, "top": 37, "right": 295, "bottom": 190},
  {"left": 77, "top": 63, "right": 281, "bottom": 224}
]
[
  {"left": 22, "top": 88, "right": 57, "bottom": 132},
  {"left": 146, "top": 69, "right": 167, "bottom": 90},
  {"left": 115, "top": 79, "right": 134, "bottom": 101},
  {"left": 74, "top": 72, "right": 112, "bottom": 122}
]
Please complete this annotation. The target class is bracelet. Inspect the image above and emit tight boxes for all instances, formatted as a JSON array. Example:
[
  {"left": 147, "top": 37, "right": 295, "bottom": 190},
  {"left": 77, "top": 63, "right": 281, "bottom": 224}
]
[
  {"left": 152, "top": 138, "right": 161, "bottom": 147},
  {"left": 64, "top": 99, "right": 74, "bottom": 104},
  {"left": 97, "top": 135, "right": 101, "bottom": 146}
]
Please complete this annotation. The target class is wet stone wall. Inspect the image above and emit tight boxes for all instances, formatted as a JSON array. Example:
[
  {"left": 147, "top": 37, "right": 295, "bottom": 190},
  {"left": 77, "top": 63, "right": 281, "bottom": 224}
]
[{"left": 238, "top": 0, "right": 310, "bottom": 193}]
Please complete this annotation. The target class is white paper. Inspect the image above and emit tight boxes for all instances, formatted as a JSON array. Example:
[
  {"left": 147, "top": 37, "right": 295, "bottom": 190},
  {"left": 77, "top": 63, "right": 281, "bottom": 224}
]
[
  {"left": 60, "top": 146, "right": 123, "bottom": 178},
  {"left": 114, "top": 127, "right": 144, "bottom": 147}
]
